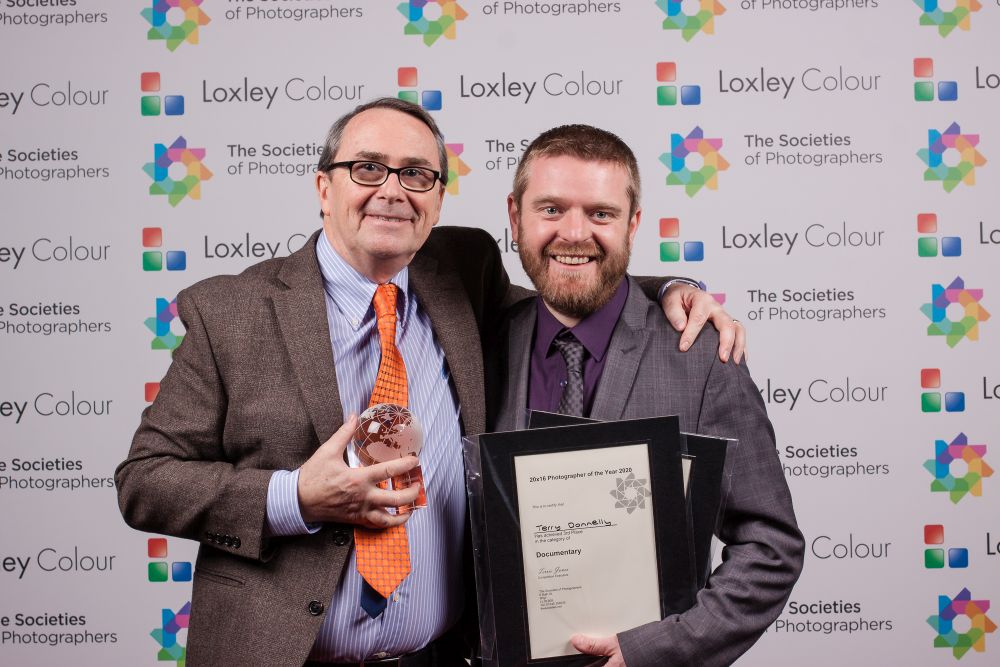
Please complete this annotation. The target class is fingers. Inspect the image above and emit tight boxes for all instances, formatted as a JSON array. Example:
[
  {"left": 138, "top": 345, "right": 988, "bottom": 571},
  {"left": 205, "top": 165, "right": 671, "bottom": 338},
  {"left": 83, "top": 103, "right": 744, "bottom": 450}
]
[
  {"left": 321, "top": 414, "right": 357, "bottom": 458},
  {"left": 570, "top": 633, "right": 616, "bottom": 657},
  {"left": 368, "top": 453, "right": 420, "bottom": 483},
  {"left": 732, "top": 320, "right": 746, "bottom": 365},
  {"left": 678, "top": 291, "right": 714, "bottom": 353},
  {"left": 662, "top": 283, "right": 694, "bottom": 332},
  {"left": 368, "top": 481, "right": 421, "bottom": 510}
]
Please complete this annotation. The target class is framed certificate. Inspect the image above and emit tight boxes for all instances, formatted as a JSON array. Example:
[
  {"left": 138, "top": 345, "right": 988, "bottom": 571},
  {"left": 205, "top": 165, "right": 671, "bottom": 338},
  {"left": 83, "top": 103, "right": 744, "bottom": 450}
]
[{"left": 474, "top": 416, "right": 696, "bottom": 666}]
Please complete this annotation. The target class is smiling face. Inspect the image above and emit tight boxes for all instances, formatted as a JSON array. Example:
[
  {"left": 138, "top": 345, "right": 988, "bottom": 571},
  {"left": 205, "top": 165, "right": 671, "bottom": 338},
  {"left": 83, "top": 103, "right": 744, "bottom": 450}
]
[
  {"left": 315, "top": 107, "right": 445, "bottom": 283},
  {"left": 509, "top": 154, "right": 640, "bottom": 326}
]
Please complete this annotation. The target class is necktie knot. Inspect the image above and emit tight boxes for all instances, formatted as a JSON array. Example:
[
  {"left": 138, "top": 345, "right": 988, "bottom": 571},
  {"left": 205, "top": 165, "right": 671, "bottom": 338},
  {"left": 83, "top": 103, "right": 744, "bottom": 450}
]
[{"left": 372, "top": 283, "right": 399, "bottom": 322}]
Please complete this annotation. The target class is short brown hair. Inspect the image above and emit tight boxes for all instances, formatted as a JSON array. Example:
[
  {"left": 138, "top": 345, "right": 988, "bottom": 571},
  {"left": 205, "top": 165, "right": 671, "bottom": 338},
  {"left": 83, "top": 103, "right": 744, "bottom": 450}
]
[{"left": 511, "top": 124, "right": 640, "bottom": 218}]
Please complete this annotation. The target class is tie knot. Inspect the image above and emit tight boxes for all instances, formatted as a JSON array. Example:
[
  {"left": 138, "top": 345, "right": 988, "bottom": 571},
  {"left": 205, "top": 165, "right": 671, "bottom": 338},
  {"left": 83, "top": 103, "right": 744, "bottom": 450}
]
[
  {"left": 372, "top": 283, "right": 399, "bottom": 321},
  {"left": 552, "top": 331, "right": 585, "bottom": 371}
]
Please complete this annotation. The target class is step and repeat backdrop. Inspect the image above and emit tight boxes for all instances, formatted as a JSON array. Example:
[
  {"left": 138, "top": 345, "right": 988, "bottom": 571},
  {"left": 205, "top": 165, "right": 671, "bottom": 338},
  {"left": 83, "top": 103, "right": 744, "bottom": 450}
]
[{"left": 2, "top": 1, "right": 998, "bottom": 664}]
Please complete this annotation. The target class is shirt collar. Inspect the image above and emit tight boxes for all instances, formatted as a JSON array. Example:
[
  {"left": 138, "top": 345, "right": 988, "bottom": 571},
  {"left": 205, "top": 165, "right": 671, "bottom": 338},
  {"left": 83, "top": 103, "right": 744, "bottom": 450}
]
[
  {"left": 533, "top": 278, "right": 629, "bottom": 363},
  {"left": 315, "top": 234, "right": 410, "bottom": 332}
]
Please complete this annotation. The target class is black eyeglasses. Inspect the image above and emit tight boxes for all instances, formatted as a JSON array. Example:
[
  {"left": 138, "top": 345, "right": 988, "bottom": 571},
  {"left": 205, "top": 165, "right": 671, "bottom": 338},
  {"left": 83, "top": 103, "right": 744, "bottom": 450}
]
[{"left": 324, "top": 160, "right": 442, "bottom": 192}]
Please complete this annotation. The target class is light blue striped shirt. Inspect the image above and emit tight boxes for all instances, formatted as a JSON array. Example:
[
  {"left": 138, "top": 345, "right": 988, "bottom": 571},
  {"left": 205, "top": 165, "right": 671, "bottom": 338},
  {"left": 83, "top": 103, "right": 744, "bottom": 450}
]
[{"left": 266, "top": 236, "right": 466, "bottom": 662}]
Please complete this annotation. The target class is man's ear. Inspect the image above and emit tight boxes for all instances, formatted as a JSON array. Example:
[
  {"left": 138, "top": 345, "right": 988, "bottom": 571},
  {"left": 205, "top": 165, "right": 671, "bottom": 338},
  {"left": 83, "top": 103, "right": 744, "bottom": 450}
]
[
  {"left": 507, "top": 193, "right": 520, "bottom": 242},
  {"left": 627, "top": 208, "right": 641, "bottom": 247},
  {"left": 316, "top": 171, "right": 331, "bottom": 217}
]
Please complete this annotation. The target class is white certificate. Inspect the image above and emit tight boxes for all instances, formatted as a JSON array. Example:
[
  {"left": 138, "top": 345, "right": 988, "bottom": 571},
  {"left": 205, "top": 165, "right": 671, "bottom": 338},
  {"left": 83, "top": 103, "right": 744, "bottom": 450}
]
[{"left": 514, "top": 443, "right": 660, "bottom": 659}]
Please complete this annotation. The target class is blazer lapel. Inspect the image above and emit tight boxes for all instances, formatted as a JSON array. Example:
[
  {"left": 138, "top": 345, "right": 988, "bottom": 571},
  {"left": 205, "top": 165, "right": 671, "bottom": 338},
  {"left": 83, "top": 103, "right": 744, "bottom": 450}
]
[
  {"left": 590, "top": 277, "right": 652, "bottom": 421},
  {"left": 272, "top": 231, "right": 343, "bottom": 444},
  {"left": 503, "top": 303, "right": 536, "bottom": 431}
]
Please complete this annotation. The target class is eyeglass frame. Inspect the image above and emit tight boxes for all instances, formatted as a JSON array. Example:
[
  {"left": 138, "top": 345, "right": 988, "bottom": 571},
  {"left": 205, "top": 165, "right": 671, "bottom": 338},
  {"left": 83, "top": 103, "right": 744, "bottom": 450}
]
[{"left": 321, "top": 160, "right": 444, "bottom": 193}]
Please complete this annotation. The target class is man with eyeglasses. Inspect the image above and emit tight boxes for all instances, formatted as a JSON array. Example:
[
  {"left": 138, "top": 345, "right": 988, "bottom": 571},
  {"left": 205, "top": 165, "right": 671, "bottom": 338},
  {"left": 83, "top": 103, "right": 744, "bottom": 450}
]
[{"left": 116, "top": 97, "right": 742, "bottom": 666}]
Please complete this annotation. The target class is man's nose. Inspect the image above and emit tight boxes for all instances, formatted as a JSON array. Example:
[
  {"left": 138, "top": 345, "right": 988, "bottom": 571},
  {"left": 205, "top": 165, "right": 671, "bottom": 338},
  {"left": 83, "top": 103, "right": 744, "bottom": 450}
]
[
  {"left": 376, "top": 171, "right": 407, "bottom": 200},
  {"left": 559, "top": 209, "right": 591, "bottom": 242}
]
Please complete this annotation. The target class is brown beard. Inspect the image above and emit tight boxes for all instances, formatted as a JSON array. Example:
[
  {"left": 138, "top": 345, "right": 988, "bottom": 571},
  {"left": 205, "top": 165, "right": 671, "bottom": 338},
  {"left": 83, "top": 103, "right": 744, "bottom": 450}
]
[{"left": 517, "top": 222, "right": 630, "bottom": 320}]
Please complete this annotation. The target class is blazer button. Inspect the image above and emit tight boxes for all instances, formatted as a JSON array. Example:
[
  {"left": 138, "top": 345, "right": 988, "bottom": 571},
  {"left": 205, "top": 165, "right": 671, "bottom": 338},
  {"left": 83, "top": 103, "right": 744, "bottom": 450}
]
[
  {"left": 332, "top": 529, "right": 349, "bottom": 546},
  {"left": 308, "top": 600, "right": 325, "bottom": 616},
  {"left": 232, "top": 537, "right": 241, "bottom": 549},
  {"left": 224, "top": 536, "right": 234, "bottom": 547}
]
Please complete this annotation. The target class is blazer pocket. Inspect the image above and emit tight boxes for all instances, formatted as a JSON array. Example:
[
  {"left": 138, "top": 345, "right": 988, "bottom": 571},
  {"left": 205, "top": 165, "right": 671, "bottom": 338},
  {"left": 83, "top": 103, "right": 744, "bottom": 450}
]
[{"left": 194, "top": 566, "right": 246, "bottom": 588}]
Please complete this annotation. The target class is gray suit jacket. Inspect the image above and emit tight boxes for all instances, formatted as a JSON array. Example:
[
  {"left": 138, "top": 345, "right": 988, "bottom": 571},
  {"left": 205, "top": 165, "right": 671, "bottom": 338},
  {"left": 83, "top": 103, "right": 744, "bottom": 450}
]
[
  {"left": 116, "top": 227, "right": 511, "bottom": 666},
  {"left": 488, "top": 276, "right": 804, "bottom": 667}
]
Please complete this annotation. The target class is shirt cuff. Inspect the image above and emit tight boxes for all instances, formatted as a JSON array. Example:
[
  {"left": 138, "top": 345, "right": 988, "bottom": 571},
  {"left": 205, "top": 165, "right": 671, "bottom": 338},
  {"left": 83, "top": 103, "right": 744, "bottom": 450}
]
[
  {"left": 657, "top": 277, "right": 702, "bottom": 302},
  {"left": 266, "top": 469, "right": 321, "bottom": 537}
]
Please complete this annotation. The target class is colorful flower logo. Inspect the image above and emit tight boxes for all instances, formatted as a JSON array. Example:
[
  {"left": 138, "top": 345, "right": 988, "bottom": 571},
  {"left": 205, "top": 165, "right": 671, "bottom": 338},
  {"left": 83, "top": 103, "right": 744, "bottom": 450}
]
[
  {"left": 445, "top": 143, "right": 470, "bottom": 196},
  {"left": 151, "top": 601, "right": 190, "bottom": 664},
  {"left": 143, "top": 137, "right": 213, "bottom": 207},
  {"left": 660, "top": 127, "right": 729, "bottom": 197},
  {"left": 924, "top": 433, "right": 994, "bottom": 503},
  {"left": 918, "top": 122, "right": 987, "bottom": 193},
  {"left": 920, "top": 277, "right": 990, "bottom": 347},
  {"left": 927, "top": 589, "right": 996, "bottom": 659},
  {"left": 912, "top": 0, "right": 981, "bottom": 38},
  {"left": 398, "top": 0, "right": 468, "bottom": 46},
  {"left": 146, "top": 297, "right": 185, "bottom": 352},
  {"left": 655, "top": 0, "right": 725, "bottom": 42},
  {"left": 141, "top": 0, "right": 210, "bottom": 52}
]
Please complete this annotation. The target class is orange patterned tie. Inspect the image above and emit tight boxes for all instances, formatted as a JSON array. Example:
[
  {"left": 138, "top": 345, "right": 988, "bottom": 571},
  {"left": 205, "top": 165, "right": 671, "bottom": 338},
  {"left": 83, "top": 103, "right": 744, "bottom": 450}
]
[{"left": 355, "top": 283, "right": 411, "bottom": 616}]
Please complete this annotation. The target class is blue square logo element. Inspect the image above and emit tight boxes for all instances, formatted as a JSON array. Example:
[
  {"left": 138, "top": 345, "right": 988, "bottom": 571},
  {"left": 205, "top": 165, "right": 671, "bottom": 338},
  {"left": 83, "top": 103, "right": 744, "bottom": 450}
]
[
  {"left": 172, "top": 561, "right": 193, "bottom": 582},
  {"left": 683, "top": 241, "right": 704, "bottom": 262},
  {"left": 422, "top": 90, "right": 442, "bottom": 111},
  {"left": 165, "top": 250, "right": 187, "bottom": 271},
  {"left": 948, "top": 548, "right": 969, "bottom": 568},
  {"left": 941, "top": 236, "right": 962, "bottom": 257},
  {"left": 944, "top": 391, "right": 965, "bottom": 412},
  {"left": 680, "top": 85, "right": 701, "bottom": 106},
  {"left": 164, "top": 95, "right": 185, "bottom": 116},
  {"left": 937, "top": 81, "right": 958, "bottom": 102}
]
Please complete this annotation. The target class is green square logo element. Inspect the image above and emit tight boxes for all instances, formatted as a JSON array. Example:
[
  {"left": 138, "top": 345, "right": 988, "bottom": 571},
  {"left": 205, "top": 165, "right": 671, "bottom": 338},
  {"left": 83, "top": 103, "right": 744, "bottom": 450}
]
[
  {"left": 398, "top": 90, "right": 419, "bottom": 105},
  {"left": 918, "top": 237, "right": 939, "bottom": 257},
  {"left": 660, "top": 241, "right": 680, "bottom": 262},
  {"left": 143, "top": 251, "right": 163, "bottom": 271},
  {"left": 141, "top": 96, "right": 161, "bottom": 116},
  {"left": 922, "top": 392, "right": 942, "bottom": 412},
  {"left": 924, "top": 548, "right": 945, "bottom": 569},
  {"left": 148, "top": 561, "right": 169, "bottom": 582},
  {"left": 657, "top": 85, "right": 677, "bottom": 106},
  {"left": 914, "top": 81, "right": 935, "bottom": 102}
]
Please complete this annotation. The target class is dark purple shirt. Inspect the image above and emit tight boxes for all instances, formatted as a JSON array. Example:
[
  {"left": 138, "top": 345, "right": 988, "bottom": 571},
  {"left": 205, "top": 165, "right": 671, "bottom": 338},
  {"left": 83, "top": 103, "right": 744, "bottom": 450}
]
[{"left": 528, "top": 279, "right": 629, "bottom": 416}]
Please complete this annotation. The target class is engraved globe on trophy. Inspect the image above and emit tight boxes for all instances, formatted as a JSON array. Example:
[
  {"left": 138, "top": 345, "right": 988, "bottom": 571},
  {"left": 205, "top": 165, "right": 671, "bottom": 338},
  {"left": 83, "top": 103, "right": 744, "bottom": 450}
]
[{"left": 353, "top": 403, "right": 427, "bottom": 512}]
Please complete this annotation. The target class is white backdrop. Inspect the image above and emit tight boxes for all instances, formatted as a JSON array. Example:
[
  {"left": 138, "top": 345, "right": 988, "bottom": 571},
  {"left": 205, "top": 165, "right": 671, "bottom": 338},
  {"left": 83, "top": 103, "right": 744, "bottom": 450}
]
[{"left": 1, "top": 1, "right": 997, "bottom": 664}]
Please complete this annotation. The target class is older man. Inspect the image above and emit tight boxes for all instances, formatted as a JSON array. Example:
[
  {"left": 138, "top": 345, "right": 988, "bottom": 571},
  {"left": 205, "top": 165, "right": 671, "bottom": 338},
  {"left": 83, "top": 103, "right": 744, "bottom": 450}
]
[{"left": 116, "top": 98, "right": 739, "bottom": 666}]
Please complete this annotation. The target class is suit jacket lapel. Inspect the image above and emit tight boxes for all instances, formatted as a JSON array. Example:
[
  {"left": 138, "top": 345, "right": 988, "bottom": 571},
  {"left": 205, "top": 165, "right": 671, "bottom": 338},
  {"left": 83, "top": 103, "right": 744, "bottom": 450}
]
[
  {"left": 272, "top": 231, "right": 343, "bottom": 444},
  {"left": 590, "top": 277, "right": 652, "bottom": 421},
  {"left": 503, "top": 302, "right": 536, "bottom": 431}
]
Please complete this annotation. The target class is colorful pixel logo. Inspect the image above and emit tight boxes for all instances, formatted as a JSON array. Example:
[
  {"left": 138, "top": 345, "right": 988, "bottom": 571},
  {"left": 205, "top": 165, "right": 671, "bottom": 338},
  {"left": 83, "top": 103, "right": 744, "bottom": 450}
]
[
  {"left": 146, "top": 297, "right": 185, "bottom": 352},
  {"left": 656, "top": 62, "right": 701, "bottom": 107},
  {"left": 921, "top": 368, "right": 965, "bottom": 413},
  {"left": 398, "top": 0, "right": 467, "bottom": 46},
  {"left": 659, "top": 218, "right": 704, "bottom": 262},
  {"left": 928, "top": 589, "right": 996, "bottom": 659},
  {"left": 655, "top": 0, "right": 725, "bottom": 42},
  {"left": 924, "top": 525, "right": 969, "bottom": 569},
  {"left": 142, "top": 0, "right": 210, "bottom": 52},
  {"left": 918, "top": 122, "right": 987, "bottom": 193},
  {"left": 924, "top": 432, "right": 994, "bottom": 503},
  {"left": 397, "top": 67, "right": 442, "bottom": 111},
  {"left": 143, "top": 137, "right": 213, "bottom": 207},
  {"left": 147, "top": 538, "right": 192, "bottom": 583},
  {"left": 914, "top": 59, "right": 957, "bottom": 102},
  {"left": 660, "top": 127, "right": 729, "bottom": 197},
  {"left": 151, "top": 601, "right": 190, "bottom": 664},
  {"left": 918, "top": 213, "right": 961, "bottom": 258},
  {"left": 920, "top": 277, "right": 990, "bottom": 347},
  {"left": 145, "top": 382, "right": 160, "bottom": 402},
  {"left": 698, "top": 281, "right": 726, "bottom": 305},
  {"left": 141, "top": 72, "right": 184, "bottom": 117},
  {"left": 143, "top": 228, "right": 187, "bottom": 272},
  {"left": 445, "top": 143, "right": 470, "bottom": 196},
  {"left": 913, "top": 0, "right": 981, "bottom": 38}
]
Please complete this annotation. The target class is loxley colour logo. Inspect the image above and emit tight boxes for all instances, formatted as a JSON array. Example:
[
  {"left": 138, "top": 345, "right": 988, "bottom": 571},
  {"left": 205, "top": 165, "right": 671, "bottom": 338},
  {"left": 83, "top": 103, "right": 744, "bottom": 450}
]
[
  {"left": 924, "top": 525, "right": 969, "bottom": 569},
  {"left": 655, "top": 0, "right": 724, "bottom": 42},
  {"left": 924, "top": 433, "right": 994, "bottom": 503},
  {"left": 921, "top": 277, "right": 990, "bottom": 348},
  {"left": 660, "top": 127, "right": 729, "bottom": 197},
  {"left": 145, "top": 297, "right": 185, "bottom": 352},
  {"left": 912, "top": 0, "right": 981, "bottom": 39},
  {"left": 917, "top": 213, "right": 961, "bottom": 258},
  {"left": 142, "top": 0, "right": 210, "bottom": 52},
  {"left": 141, "top": 72, "right": 185, "bottom": 117},
  {"left": 921, "top": 368, "right": 965, "bottom": 413},
  {"left": 658, "top": 218, "right": 704, "bottom": 262},
  {"left": 656, "top": 62, "right": 701, "bottom": 107},
  {"left": 398, "top": 0, "right": 468, "bottom": 46},
  {"left": 142, "top": 228, "right": 187, "bottom": 272},
  {"left": 445, "top": 144, "right": 470, "bottom": 196},
  {"left": 928, "top": 589, "right": 996, "bottom": 659},
  {"left": 151, "top": 601, "right": 190, "bottom": 664},
  {"left": 147, "top": 538, "right": 192, "bottom": 583},
  {"left": 913, "top": 59, "right": 958, "bottom": 102},
  {"left": 918, "top": 122, "right": 987, "bottom": 193},
  {"left": 397, "top": 67, "right": 442, "bottom": 111},
  {"left": 143, "top": 137, "right": 213, "bottom": 207}
]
